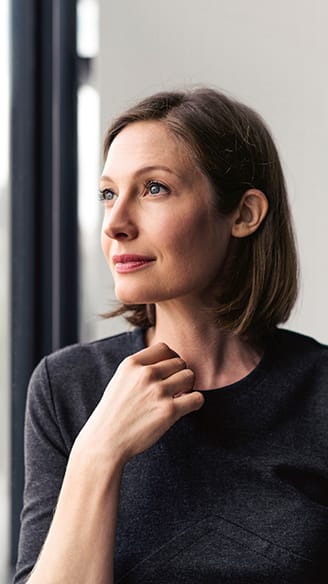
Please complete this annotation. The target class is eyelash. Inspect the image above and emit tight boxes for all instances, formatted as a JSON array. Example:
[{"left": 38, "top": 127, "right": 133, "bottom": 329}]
[
  {"left": 144, "top": 180, "right": 170, "bottom": 196},
  {"left": 98, "top": 188, "right": 116, "bottom": 202},
  {"left": 98, "top": 180, "right": 170, "bottom": 203}
]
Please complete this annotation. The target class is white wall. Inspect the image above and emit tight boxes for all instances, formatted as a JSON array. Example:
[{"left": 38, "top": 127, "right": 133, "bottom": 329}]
[{"left": 94, "top": 0, "right": 328, "bottom": 343}]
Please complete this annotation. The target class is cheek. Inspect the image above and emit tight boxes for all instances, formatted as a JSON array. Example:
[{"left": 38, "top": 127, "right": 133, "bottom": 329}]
[
  {"left": 163, "top": 212, "right": 214, "bottom": 254},
  {"left": 165, "top": 211, "right": 231, "bottom": 272},
  {"left": 158, "top": 221, "right": 194, "bottom": 257}
]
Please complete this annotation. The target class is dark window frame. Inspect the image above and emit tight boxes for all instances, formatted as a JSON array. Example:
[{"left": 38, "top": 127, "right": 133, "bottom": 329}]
[{"left": 10, "top": 0, "right": 78, "bottom": 568}]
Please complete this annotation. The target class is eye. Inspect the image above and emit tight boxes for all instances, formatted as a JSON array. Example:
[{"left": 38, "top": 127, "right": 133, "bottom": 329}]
[
  {"left": 98, "top": 188, "right": 117, "bottom": 203},
  {"left": 145, "top": 181, "right": 170, "bottom": 197}
]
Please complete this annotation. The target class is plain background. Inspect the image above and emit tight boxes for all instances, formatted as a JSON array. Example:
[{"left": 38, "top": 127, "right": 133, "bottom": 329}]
[{"left": 86, "top": 0, "right": 328, "bottom": 344}]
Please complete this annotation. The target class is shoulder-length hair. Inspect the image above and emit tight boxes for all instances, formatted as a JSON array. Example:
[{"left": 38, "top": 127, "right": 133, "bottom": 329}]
[{"left": 102, "top": 88, "right": 298, "bottom": 340}]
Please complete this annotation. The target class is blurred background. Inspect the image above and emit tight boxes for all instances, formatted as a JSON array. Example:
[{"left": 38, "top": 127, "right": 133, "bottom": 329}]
[{"left": 1, "top": 0, "right": 327, "bottom": 581}]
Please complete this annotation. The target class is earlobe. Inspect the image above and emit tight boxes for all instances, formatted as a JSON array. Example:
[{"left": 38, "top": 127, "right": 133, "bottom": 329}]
[{"left": 231, "top": 189, "right": 269, "bottom": 238}]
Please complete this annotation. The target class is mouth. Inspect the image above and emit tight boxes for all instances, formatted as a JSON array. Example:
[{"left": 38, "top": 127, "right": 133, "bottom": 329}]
[{"left": 112, "top": 254, "right": 156, "bottom": 274}]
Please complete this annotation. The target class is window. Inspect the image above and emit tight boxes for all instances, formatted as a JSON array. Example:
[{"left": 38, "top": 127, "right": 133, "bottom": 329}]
[{"left": 0, "top": 0, "right": 10, "bottom": 580}]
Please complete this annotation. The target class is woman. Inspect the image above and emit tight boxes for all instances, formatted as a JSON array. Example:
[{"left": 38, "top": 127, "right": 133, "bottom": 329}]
[{"left": 14, "top": 88, "right": 327, "bottom": 584}]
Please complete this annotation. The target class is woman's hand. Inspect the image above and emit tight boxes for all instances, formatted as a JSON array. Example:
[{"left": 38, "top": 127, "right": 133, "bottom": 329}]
[{"left": 76, "top": 342, "right": 205, "bottom": 467}]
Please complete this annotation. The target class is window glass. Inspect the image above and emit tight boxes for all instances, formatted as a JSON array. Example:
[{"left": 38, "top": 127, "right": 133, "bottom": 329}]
[{"left": 77, "top": 0, "right": 126, "bottom": 343}]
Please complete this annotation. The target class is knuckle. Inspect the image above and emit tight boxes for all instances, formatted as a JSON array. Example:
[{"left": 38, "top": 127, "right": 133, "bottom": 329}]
[
  {"left": 127, "top": 353, "right": 139, "bottom": 366},
  {"left": 155, "top": 381, "right": 168, "bottom": 399},
  {"left": 141, "top": 366, "right": 156, "bottom": 383},
  {"left": 120, "top": 354, "right": 136, "bottom": 370},
  {"left": 161, "top": 400, "right": 175, "bottom": 419}
]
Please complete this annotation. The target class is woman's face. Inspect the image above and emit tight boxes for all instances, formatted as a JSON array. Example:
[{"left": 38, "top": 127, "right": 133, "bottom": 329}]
[{"left": 100, "top": 120, "right": 234, "bottom": 308}]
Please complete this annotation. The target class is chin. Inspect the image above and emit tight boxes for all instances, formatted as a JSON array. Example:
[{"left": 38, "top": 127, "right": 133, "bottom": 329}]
[{"left": 115, "top": 286, "right": 155, "bottom": 306}]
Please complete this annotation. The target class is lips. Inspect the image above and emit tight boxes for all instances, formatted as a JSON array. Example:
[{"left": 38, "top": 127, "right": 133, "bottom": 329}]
[{"left": 112, "top": 254, "right": 156, "bottom": 273}]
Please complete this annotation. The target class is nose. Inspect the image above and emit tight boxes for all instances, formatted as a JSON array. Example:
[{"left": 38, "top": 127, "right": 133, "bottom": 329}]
[{"left": 102, "top": 197, "right": 138, "bottom": 241}]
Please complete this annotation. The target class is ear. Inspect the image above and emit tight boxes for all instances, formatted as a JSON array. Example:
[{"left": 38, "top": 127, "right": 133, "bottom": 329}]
[{"left": 231, "top": 189, "right": 269, "bottom": 238}]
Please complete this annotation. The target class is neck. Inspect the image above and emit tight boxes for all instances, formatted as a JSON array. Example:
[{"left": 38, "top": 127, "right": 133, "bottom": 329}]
[{"left": 146, "top": 301, "right": 263, "bottom": 390}]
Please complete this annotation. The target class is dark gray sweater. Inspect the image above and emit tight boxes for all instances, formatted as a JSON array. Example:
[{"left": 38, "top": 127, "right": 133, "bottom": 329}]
[{"left": 14, "top": 328, "right": 328, "bottom": 583}]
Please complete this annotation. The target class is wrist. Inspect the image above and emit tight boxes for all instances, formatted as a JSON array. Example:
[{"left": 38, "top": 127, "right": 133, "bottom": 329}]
[{"left": 70, "top": 432, "right": 126, "bottom": 482}]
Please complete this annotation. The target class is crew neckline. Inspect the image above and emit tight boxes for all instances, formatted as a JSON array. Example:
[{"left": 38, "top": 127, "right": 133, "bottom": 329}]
[
  {"left": 197, "top": 339, "right": 273, "bottom": 397},
  {"left": 131, "top": 326, "right": 278, "bottom": 398}
]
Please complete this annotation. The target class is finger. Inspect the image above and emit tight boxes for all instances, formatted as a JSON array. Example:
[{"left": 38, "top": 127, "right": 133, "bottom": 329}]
[
  {"left": 172, "top": 390, "right": 205, "bottom": 418},
  {"left": 162, "top": 368, "right": 195, "bottom": 396},
  {"left": 131, "top": 342, "right": 180, "bottom": 366},
  {"left": 152, "top": 357, "right": 186, "bottom": 380}
]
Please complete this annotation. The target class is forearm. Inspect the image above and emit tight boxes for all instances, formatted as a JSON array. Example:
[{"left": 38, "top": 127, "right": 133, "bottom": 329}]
[{"left": 26, "top": 441, "right": 124, "bottom": 584}]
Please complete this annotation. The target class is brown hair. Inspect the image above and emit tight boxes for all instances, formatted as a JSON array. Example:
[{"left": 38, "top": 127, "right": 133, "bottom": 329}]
[{"left": 103, "top": 87, "right": 298, "bottom": 339}]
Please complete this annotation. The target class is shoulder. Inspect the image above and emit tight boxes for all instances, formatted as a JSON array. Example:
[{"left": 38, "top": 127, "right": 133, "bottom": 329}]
[
  {"left": 41, "top": 327, "right": 146, "bottom": 399},
  {"left": 268, "top": 328, "right": 328, "bottom": 401},
  {"left": 272, "top": 328, "right": 328, "bottom": 364},
  {"left": 44, "top": 327, "right": 145, "bottom": 378}
]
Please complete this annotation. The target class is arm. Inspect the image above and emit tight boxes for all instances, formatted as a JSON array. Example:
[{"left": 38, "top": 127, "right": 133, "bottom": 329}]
[
  {"left": 24, "top": 342, "right": 204, "bottom": 584},
  {"left": 26, "top": 441, "right": 123, "bottom": 584}
]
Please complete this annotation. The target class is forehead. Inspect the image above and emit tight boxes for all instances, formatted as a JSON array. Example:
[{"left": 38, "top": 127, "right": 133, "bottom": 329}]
[{"left": 104, "top": 120, "right": 194, "bottom": 176}]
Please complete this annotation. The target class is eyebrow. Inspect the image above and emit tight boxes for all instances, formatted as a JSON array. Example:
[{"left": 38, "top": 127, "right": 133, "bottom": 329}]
[{"left": 100, "top": 165, "right": 180, "bottom": 183}]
